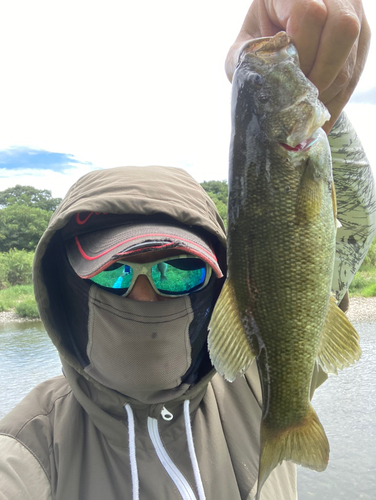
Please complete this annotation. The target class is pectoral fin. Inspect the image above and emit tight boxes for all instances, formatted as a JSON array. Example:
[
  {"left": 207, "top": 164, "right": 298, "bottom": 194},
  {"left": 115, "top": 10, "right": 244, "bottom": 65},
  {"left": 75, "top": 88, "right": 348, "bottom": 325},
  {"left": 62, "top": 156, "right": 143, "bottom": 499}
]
[
  {"left": 208, "top": 278, "right": 255, "bottom": 382},
  {"left": 295, "top": 158, "right": 322, "bottom": 223},
  {"left": 317, "top": 295, "right": 361, "bottom": 374}
]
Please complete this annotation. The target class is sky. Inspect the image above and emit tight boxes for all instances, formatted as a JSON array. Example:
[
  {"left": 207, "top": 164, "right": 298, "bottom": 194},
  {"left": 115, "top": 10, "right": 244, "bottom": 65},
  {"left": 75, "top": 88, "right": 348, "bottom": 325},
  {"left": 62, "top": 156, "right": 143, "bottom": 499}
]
[{"left": 0, "top": 0, "right": 375, "bottom": 199}]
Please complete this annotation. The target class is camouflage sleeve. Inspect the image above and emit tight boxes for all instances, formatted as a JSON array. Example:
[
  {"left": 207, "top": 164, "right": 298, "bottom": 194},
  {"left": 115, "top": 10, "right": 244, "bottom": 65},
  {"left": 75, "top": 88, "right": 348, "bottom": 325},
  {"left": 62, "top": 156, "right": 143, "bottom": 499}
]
[{"left": 328, "top": 112, "right": 376, "bottom": 303}]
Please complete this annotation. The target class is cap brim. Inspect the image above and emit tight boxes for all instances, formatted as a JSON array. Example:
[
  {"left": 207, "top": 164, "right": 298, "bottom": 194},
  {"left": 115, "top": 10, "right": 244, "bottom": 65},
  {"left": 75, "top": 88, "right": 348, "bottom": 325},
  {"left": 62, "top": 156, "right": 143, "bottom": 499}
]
[{"left": 65, "top": 222, "right": 223, "bottom": 279}]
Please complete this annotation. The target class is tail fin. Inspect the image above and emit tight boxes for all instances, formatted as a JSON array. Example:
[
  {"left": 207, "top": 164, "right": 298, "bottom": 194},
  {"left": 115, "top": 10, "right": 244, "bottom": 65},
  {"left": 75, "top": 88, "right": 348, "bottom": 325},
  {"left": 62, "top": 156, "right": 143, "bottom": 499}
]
[{"left": 256, "top": 405, "right": 329, "bottom": 500}]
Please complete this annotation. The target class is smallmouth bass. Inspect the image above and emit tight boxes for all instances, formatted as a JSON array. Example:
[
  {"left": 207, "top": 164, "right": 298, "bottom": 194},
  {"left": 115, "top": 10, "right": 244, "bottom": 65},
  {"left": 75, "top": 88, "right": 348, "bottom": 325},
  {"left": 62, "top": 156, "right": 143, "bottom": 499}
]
[{"left": 208, "top": 32, "right": 361, "bottom": 499}]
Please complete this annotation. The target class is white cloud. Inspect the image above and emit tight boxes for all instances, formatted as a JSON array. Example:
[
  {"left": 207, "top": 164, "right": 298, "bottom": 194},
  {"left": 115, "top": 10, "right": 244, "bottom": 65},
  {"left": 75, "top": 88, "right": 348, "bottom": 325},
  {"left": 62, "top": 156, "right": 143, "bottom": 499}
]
[{"left": 0, "top": 165, "right": 98, "bottom": 198}]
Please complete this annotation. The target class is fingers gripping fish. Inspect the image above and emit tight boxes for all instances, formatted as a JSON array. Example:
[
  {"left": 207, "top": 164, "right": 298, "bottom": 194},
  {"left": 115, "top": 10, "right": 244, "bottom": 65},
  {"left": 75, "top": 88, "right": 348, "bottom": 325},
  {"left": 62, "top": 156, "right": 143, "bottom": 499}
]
[{"left": 208, "top": 32, "right": 361, "bottom": 500}]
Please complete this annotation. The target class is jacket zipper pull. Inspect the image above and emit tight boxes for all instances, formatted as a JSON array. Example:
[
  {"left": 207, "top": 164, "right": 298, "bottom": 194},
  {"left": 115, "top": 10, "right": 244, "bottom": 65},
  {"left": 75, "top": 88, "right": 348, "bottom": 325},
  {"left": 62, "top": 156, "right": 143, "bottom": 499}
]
[{"left": 161, "top": 406, "right": 173, "bottom": 421}]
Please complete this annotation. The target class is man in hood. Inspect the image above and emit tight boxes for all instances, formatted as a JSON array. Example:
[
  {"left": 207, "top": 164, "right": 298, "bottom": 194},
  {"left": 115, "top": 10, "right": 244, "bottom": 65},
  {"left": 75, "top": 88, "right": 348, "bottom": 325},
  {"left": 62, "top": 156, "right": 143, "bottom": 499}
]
[{"left": 5, "top": 164, "right": 293, "bottom": 500}]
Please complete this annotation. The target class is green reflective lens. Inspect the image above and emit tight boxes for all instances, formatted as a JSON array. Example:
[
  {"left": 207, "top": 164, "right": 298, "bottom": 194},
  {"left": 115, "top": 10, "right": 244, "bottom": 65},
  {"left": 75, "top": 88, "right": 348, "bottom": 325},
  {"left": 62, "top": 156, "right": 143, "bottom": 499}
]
[
  {"left": 151, "top": 259, "right": 207, "bottom": 294},
  {"left": 90, "top": 264, "right": 133, "bottom": 289}
]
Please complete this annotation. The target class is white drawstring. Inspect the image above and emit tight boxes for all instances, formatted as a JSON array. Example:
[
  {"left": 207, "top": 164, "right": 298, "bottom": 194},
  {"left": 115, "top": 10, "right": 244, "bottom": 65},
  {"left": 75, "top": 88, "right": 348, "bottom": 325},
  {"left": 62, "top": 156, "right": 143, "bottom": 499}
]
[
  {"left": 124, "top": 404, "right": 140, "bottom": 500},
  {"left": 183, "top": 400, "right": 206, "bottom": 500},
  {"left": 125, "top": 400, "right": 205, "bottom": 500}
]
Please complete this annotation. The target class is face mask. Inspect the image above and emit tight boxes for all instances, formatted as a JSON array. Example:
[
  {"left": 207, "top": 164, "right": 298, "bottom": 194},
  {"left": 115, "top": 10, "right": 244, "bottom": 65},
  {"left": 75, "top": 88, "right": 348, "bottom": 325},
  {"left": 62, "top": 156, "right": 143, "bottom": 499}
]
[{"left": 85, "top": 284, "right": 210, "bottom": 404}]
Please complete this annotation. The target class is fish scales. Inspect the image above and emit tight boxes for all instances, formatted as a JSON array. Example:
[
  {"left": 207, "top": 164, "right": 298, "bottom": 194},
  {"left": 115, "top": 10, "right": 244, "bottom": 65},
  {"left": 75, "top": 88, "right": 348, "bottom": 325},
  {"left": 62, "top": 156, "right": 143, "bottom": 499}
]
[
  {"left": 229, "top": 137, "right": 334, "bottom": 423},
  {"left": 208, "top": 31, "right": 361, "bottom": 500}
]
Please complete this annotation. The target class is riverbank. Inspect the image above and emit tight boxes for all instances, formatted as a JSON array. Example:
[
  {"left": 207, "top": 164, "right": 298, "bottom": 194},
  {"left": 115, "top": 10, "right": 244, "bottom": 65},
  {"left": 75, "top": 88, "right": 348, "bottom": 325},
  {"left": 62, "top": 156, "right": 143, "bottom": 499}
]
[
  {"left": 0, "top": 311, "right": 40, "bottom": 323},
  {"left": 1, "top": 297, "right": 376, "bottom": 324},
  {"left": 346, "top": 296, "right": 376, "bottom": 324}
]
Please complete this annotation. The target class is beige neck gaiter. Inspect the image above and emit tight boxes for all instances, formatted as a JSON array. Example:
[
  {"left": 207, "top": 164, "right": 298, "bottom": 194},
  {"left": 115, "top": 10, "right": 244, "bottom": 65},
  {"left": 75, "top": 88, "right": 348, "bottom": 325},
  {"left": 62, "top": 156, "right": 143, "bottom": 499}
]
[{"left": 85, "top": 285, "right": 195, "bottom": 404}]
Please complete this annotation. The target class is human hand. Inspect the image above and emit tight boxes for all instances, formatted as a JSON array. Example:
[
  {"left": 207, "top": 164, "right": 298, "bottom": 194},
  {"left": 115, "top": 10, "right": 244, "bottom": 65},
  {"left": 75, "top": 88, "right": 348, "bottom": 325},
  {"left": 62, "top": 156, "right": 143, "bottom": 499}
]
[{"left": 225, "top": 0, "right": 371, "bottom": 133}]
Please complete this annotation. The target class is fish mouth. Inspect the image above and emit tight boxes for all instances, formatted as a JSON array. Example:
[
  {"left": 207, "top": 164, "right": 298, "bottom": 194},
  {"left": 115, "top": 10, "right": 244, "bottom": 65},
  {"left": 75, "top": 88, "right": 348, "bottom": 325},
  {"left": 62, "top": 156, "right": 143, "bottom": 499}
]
[
  {"left": 279, "top": 100, "right": 330, "bottom": 151},
  {"left": 280, "top": 136, "right": 318, "bottom": 153}
]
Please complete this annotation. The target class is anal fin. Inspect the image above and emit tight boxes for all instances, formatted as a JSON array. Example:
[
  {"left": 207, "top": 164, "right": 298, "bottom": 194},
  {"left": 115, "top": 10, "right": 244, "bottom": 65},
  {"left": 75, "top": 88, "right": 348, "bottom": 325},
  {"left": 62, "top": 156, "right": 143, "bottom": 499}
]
[
  {"left": 208, "top": 278, "right": 255, "bottom": 382},
  {"left": 317, "top": 295, "right": 361, "bottom": 374}
]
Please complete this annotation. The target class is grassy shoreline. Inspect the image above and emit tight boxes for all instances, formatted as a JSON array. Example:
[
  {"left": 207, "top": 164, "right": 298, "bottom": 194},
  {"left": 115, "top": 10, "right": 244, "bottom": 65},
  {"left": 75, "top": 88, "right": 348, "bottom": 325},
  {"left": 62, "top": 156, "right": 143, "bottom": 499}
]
[
  {"left": 1, "top": 267, "right": 375, "bottom": 319},
  {"left": 348, "top": 266, "right": 376, "bottom": 298},
  {"left": 0, "top": 285, "right": 39, "bottom": 318}
]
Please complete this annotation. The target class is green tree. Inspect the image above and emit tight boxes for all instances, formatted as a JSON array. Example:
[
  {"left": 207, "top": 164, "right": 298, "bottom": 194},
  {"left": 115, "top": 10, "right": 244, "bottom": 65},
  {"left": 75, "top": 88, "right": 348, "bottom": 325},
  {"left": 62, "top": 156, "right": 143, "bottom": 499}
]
[
  {"left": 200, "top": 180, "right": 228, "bottom": 227},
  {"left": 0, "top": 185, "right": 62, "bottom": 212},
  {"left": 200, "top": 180, "right": 228, "bottom": 204},
  {"left": 0, "top": 204, "right": 52, "bottom": 252},
  {"left": 0, "top": 249, "right": 34, "bottom": 288}
]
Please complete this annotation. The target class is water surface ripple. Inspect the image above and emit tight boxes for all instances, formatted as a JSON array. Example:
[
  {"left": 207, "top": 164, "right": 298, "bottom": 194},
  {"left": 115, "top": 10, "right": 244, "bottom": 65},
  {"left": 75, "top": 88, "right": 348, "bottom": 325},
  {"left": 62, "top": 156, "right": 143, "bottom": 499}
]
[
  {"left": 0, "top": 321, "right": 61, "bottom": 418},
  {"left": 297, "top": 322, "right": 376, "bottom": 500}
]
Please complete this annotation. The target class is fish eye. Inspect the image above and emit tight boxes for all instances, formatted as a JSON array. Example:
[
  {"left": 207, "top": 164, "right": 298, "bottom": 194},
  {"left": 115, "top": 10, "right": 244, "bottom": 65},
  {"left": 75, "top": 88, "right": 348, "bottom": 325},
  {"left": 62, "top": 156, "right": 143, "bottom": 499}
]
[{"left": 246, "top": 71, "right": 264, "bottom": 88}]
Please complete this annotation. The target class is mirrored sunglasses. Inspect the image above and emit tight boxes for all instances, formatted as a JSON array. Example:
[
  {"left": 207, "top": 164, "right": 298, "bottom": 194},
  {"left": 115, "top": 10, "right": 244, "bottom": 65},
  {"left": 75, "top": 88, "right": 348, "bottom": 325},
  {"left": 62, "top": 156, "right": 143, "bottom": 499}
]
[{"left": 89, "top": 254, "right": 212, "bottom": 297}]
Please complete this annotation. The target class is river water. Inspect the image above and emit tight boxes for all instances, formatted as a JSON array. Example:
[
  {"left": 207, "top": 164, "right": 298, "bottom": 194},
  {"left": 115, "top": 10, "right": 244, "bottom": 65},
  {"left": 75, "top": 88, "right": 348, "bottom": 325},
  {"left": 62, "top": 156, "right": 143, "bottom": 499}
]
[{"left": 0, "top": 320, "right": 375, "bottom": 499}]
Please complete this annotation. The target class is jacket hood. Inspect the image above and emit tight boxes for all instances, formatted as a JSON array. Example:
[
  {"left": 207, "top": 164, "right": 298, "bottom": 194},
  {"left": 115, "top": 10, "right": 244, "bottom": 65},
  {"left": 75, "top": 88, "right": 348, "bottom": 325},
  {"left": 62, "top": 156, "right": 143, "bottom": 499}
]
[{"left": 33, "top": 165, "right": 227, "bottom": 408}]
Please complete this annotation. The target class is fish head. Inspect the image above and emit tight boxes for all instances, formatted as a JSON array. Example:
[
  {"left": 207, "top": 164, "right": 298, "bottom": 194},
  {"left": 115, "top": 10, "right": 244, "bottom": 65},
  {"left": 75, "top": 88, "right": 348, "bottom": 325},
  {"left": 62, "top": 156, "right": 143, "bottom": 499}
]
[{"left": 234, "top": 32, "right": 330, "bottom": 149}]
